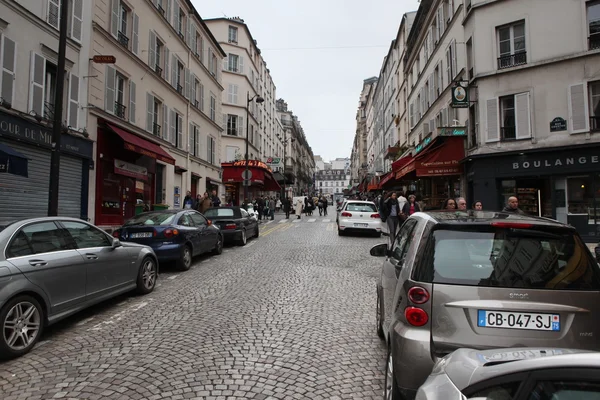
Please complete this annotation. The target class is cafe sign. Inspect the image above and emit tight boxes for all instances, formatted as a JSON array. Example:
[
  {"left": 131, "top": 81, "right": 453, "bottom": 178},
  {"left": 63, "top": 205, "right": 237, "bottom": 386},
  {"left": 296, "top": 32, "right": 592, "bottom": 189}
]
[
  {"left": 231, "top": 160, "right": 271, "bottom": 171},
  {"left": 439, "top": 127, "right": 466, "bottom": 136}
]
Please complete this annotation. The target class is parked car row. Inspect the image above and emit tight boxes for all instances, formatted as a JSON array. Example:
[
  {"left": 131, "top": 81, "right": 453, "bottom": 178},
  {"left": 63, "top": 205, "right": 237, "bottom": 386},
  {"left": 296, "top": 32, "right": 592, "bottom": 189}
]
[
  {"left": 0, "top": 206, "right": 258, "bottom": 360},
  {"left": 370, "top": 210, "right": 600, "bottom": 399}
]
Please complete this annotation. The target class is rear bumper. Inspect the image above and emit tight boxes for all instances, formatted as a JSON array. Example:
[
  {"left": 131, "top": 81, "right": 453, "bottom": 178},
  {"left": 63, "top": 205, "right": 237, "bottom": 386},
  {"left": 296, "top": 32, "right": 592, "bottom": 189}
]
[
  {"left": 390, "top": 322, "right": 435, "bottom": 393},
  {"left": 338, "top": 218, "right": 382, "bottom": 232},
  {"left": 221, "top": 229, "right": 241, "bottom": 243},
  {"left": 150, "top": 243, "right": 183, "bottom": 261}
]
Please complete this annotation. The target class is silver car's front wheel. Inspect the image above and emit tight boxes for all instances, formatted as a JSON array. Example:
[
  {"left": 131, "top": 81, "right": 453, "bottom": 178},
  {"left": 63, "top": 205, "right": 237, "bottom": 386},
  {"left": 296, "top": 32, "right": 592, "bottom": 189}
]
[
  {"left": 136, "top": 257, "right": 157, "bottom": 294},
  {"left": 0, "top": 296, "right": 43, "bottom": 359},
  {"left": 384, "top": 348, "right": 403, "bottom": 400}
]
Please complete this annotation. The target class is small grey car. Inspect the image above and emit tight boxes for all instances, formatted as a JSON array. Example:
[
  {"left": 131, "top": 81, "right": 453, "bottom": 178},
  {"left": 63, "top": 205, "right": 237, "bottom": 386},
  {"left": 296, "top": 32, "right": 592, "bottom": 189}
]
[
  {"left": 0, "top": 217, "right": 158, "bottom": 359},
  {"left": 371, "top": 211, "right": 600, "bottom": 399},
  {"left": 416, "top": 347, "right": 600, "bottom": 399}
]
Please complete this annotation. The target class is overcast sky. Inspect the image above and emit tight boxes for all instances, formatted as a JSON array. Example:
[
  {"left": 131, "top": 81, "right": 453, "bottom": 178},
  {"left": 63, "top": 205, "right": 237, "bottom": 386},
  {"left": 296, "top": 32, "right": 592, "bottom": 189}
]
[{"left": 192, "top": 0, "right": 420, "bottom": 162}]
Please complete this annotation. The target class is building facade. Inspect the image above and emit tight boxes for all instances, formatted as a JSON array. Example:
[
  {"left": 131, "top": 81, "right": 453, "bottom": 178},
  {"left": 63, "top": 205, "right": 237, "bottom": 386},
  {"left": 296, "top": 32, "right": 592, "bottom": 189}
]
[
  {"left": 0, "top": 0, "right": 94, "bottom": 224},
  {"left": 88, "top": 0, "right": 225, "bottom": 228},
  {"left": 315, "top": 169, "right": 351, "bottom": 196}
]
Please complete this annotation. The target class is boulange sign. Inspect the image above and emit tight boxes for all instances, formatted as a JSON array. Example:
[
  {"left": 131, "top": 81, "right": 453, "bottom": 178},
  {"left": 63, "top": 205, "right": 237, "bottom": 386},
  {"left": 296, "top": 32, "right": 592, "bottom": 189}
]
[{"left": 512, "top": 155, "right": 600, "bottom": 170}]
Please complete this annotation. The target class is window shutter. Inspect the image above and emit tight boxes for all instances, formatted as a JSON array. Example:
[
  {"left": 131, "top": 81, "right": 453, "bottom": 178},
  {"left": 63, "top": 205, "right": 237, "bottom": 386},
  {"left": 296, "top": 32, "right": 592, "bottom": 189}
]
[
  {"left": 186, "top": 16, "right": 192, "bottom": 46},
  {"left": 191, "top": 23, "right": 197, "bottom": 53},
  {"left": 188, "top": 122, "right": 194, "bottom": 153},
  {"left": 164, "top": 47, "right": 170, "bottom": 81},
  {"left": 238, "top": 116, "right": 244, "bottom": 136},
  {"left": 451, "top": 40, "right": 458, "bottom": 79},
  {"left": 105, "top": 65, "right": 116, "bottom": 114},
  {"left": 29, "top": 52, "right": 46, "bottom": 116},
  {"left": 409, "top": 103, "right": 414, "bottom": 128},
  {"left": 222, "top": 54, "right": 228, "bottom": 71},
  {"left": 172, "top": 0, "right": 179, "bottom": 28},
  {"left": 166, "top": 0, "right": 171, "bottom": 24},
  {"left": 233, "top": 84, "right": 238, "bottom": 104},
  {"left": 110, "top": 0, "right": 119, "bottom": 38},
  {"left": 196, "top": 126, "right": 201, "bottom": 157},
  {"left": 162, "top": 104, "right": 168, "bottom": 139},
  {"left": 568, "top": 83, "right": 589, "bottom": 134},
  {"left": 71, "top": 0, "right": 83, "bottom": 42},
  {"left": 430, "top": 118, "right": 436, "bottom": 134},
  {"left": 239, "top": 56, "right": 244, "bottom": 74},
  {"left": 429, "top": 75, "right": 434, "bottom": 106},
  {"left": 438, "top": 6, "right": 445, "bottom": 36},
  {"left": 1, "top": 36, "right": 17, "bottom": 104},
  {"left": 515, "top": 92, "right": 531, "bottom": 139},
  {"left": 227, "top": 84, "right": 233, "bottom": 103},
  {"left": 129, "top": 80, "right": 136, "bottom": 123},
  {"left": 200, "top": 84, "right": 204, "bottom": 111},
  {"left": 132, "top": 13, "right": 139, "bottom": 55},
  {"left": 206, "top": 135, "right": 211, "bottom": 161},
  {"left": 438, "top": 60, "right": 444, "bottom": 91},
  {"left": 148, "top": 31, "right": 156, "bottom": 69},
  {"left": 442, "top": 107, "right": 448, "bottom": 127},
  {"left": 190, "top": 74, "right": 196, "bottom": 104},
  {"left": 486, "top": 98, "right": 500, "bottom": 142},
  {"left": 170, "top": 109, "right": 176, "bottom": 145},
  {"left": 146, "top": 93, "right": 153, "bottom": 132},
  {"left": 67, "top": 73, "right": 79, "bottom": 128},
  {"left": 177, "top": 113, "right": 183, "bottom": 149},
  {"left": 223, "top": 114, "right": 227, "bottom": 132},
  {"left": 184, "top": 68, "right": 190, "bottom": 99},
  {"left": 171, "top": 56, "right": 178, "bottom": 88},
  {"left": 48, "top": 0, "right": 60, "bottom": 29}
]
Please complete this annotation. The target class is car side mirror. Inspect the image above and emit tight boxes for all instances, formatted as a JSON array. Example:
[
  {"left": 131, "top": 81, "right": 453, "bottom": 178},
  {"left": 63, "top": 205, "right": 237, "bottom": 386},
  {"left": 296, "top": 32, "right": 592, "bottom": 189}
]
[
  {"left": 370, "top": 243, "right": 388, "bottom": 257},
  {"left": 111, "top": 238, "right": 122, "bottom": 248}
]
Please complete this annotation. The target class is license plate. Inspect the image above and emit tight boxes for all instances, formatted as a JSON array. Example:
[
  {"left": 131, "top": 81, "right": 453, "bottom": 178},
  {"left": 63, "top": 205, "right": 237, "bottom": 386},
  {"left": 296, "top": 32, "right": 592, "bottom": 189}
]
[
  {"left": 354, "top": 223, "right": 368, "bottom": 227},
  {"left": 130, "top": 232, "right": 152, "bottom": 238},
  {"left": 477, "top": 310, "right": 560, "bottom": 331}
]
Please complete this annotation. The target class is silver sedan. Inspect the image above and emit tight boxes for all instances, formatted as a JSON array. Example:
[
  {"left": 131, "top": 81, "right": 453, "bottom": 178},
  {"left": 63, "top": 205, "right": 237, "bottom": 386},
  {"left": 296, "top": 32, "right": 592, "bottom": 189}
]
[{"left": 0, "top": 217, "right": 158, "bottom": 359}]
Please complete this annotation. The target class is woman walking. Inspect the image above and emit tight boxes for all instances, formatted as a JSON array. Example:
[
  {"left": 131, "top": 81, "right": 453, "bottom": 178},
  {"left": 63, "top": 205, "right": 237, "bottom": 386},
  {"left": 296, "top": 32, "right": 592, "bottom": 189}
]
[
  {"left": 295, "top": 198, "right": 304, "bottom": 219},
  {"left": 384, "top": 192, "right": 402, "bottom": 240},
  {"left": 401, "top": 194, "right": 421, "bottom": 217},
  {"left": 442, "top": 198, "right": 457, "bottom": 210}
]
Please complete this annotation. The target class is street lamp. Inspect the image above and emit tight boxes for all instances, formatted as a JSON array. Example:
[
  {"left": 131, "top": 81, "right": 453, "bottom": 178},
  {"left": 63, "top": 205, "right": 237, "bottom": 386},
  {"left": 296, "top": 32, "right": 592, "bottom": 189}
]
[
  {"left": 277, "top": 132, "right": 294, "bottom": 200},
  {"left": 244, "top": 92, "right": 264, "bottom": 202}
]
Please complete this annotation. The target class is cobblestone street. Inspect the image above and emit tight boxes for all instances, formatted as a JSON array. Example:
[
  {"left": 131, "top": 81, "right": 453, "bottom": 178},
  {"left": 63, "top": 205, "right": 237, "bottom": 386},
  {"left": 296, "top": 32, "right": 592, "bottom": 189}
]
[{"left": 0, "top": 209, "right": 387, "bottom": 400}]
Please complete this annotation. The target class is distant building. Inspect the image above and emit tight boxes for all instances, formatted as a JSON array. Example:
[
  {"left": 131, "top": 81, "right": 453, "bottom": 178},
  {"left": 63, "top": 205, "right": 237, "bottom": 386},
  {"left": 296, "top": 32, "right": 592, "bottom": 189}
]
[{"left": 315, "top": 169, "right": 351, "bottom": 196}]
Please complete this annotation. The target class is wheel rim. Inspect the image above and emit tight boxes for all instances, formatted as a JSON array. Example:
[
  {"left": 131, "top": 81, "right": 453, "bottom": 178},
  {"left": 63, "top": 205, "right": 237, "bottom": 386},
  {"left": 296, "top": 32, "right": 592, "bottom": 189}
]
[
  {"left": 385, "top": 351, "right": 394, "bottom": 400},
  {"left": 183, "top": 247, "right": 191, "bottom": 267},
  {"left": 3, "top": 301, "right": 41, "bottom": 351},
  {"left": 142, "top": 259, "right": 156, "bottom": 289}
]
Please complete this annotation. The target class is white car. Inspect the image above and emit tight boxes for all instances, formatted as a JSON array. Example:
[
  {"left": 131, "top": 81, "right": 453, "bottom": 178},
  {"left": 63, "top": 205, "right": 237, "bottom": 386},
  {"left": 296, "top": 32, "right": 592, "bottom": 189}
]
[{"left": 336, "top": 200, "right": 382, "bottom": 236}]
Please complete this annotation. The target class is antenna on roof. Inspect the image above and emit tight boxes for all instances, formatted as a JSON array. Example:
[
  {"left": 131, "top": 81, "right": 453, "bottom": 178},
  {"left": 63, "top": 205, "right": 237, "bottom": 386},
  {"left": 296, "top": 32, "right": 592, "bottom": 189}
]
[{"left": 221, "top": 11, "right": 228, "bottom": 18}]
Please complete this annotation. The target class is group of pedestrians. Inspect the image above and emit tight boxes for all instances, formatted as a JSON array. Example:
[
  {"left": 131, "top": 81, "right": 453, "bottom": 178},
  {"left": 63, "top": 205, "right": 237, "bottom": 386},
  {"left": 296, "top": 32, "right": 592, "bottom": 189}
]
[
  {"left": 182, "top": 190, "right": 222, "bottom": 213},
  {"left": 254, "top": 196, "right": 277, "bottom": 221}
]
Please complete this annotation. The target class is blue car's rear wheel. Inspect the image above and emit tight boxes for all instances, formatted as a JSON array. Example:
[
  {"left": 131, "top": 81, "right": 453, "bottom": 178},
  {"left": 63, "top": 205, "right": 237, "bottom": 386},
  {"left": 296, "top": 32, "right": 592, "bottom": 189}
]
[{"left": 178, "top": 245, "right": 192, "bottom": 271}]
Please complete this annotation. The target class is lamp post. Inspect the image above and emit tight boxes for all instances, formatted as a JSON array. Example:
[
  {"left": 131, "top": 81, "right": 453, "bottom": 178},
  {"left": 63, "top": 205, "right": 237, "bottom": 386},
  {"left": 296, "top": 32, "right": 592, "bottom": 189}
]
[
  {"left": 277, "top": 131, "right": 294, "bottom": 200},
  {"left": 244, "top": 92, "right": 264, "bottom": 202}
]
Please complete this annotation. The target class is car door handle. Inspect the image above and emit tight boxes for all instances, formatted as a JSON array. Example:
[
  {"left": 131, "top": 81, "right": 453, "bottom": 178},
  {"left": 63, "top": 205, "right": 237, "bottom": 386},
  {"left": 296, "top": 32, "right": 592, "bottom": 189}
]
[
  {"left": 85, "top": 253, "right": 98, "bottom": 260},
  {"left": 28, "top": 260, "right": 47, "bottom": 267}
]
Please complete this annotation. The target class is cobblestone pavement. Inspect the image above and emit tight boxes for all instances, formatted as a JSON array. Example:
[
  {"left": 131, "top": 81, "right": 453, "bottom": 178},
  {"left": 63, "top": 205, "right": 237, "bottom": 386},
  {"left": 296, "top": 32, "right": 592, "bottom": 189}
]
[{"left": 0, "top": 207, "right": 387, "bottom": 399}]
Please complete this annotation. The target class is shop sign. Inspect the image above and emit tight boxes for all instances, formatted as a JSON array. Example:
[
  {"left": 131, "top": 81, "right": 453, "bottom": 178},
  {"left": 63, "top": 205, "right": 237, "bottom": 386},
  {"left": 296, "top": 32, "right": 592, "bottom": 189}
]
[
  {"left": 0, "top": 112, "right": 93, "bottom": 159},
  {"left": 92, "top": 55, "right": 116, "bottom": 64},
  {"left": 451, "top": 82, "right": 469, "bottom": 108},
  {"left": 266, "top": 157, "right": 282, "bottom": 167},
  {"left": 439, "top": 127, "right": 467, "bottom": 136},
  {"left": 417, "top": 166, "right": 462, "bottom": 177},
  {"left": 512, "top": 155, "right": 600, "bottom": 170},
  {"left": 550, "top": 117, "right": 567, "bottom": 132},
  {"left": 114, "top": 159, "right": 148, "bottom": 180},
  {"left": 174, "top": 186, "right": 181, "bottom": 208},
  {"left": 231, "top": 160, "right": 271, "bottom": 171},
  {"left": 414, "top": 137, "right": 432, "bottom": 155}
]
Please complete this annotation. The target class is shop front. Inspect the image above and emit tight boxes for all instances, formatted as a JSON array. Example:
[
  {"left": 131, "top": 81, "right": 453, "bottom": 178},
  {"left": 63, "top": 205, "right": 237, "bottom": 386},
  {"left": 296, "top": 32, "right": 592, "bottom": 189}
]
[
  {"left": 465, "top": 143, "right": 600, "bottom": 241},
  {"left": 0, "top": 110, "right": 93, "bottom": 224},
  {"left": 95, "top": 121, "right": 175, "bottom": 227},
  {"left": 222, "top": 160, "right": 281, "bottom": 205}
]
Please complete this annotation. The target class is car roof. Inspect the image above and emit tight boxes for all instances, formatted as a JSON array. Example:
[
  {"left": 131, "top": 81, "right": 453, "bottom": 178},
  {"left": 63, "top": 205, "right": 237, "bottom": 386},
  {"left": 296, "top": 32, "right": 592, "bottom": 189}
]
[
  {"left": 413, "top": 211, "right": 574, "bottom": 229},
  {"left": 344, "top": 200, "right": 375, "bottom": 204},
  {"left": 444, "top": 347, "right": 599, "bottom": 390}
]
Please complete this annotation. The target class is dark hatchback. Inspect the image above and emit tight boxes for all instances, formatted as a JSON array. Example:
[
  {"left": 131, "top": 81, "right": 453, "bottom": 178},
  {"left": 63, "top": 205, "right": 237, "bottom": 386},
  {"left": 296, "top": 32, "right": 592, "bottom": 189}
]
[
  {"left": 113, "top": 210, "right": 223, "bottom": 270},
  {"left": 203, "top": 207, "right": 259, "bottom": 246}
]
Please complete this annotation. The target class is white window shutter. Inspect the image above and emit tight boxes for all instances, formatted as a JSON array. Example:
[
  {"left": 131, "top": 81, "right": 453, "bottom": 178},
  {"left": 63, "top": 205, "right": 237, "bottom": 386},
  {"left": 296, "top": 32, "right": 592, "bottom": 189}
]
[
  {"left": 132, "top": 13, "right": 139, "bottom": 55},
  {"left": 227, "top": 84, "right": 233, "bottom": 103},
  {"left": 191, "top": 23, "right": 197, "bottom": 54},
  {"left": 164, "top": 47, "right": 170, "bottom": 81},
  {"left": 105, "top": 65, "right": 116, "bottom": 113},
  {"left": 439, "top": 6, "right": 445, "bottom": 33},
  {"left": 48, "top": 0, "right": 60, "bottom": 29},
  {"left": 29, "top": 52, "right": 46, "bottom": 116},
  {"left": 442, "top": 107, "right": 448, "bottom": 127},
  {"left": 233, "top": 85, "right": 238, "bottom": 104},
  {"left": 186, "top": 16, "right": 192, "bottom": 46},
  {"left": 486, "top": 98, "right": 500, "bottom": 142},
  {"left": 71, "top": 0, "right": 83, "bottom": 42},
  {"left": 451, "top": 40, "right": 458, "bottom": 79},
  {"left": 239, "top": 57, "right": 244, "bottom": 74},
  {"left": 568, "top": 83, "right": 589, "bottom": 134},
  {"left": 166, "top": 0, "right": 172, "bottom": 24},
  {"left": 148, "top": 31, "right": 156, "bottom": 68},
  {"left": 206, "top": 135, "right": 211, "bottom": 162},
  {"left": 184, "top": 68, "right": 190, "bottom": 99},
  {"left": 222, "top": 54, "right": 228, "bottom": 71},
  {"left": 430, "top": 118, "right": 436, "bottom": 134},
  {"left": 1, "top": 36, "right": 17, "bottom": 104},
  {"left": 238, "top": 116, "right": 244, "bottom": 136},
  {"left": 110, "top": 0, "right": 119, "bottom": 38},
  {"left": 190, "top": 74, "right": 196, "bottom": 104},
  {"left": 171, "top": 56, "right": 178, "bottom": 88},
  {"left": 188, "top": 122, "right": 194, "bottom": 153},
  {"left": 177, "top": 113, "right": 183, "bottom": 149},
  {"left": 200, "top": 84, "right": 204, "bottom": 110},
  {"left": 196, "top": 126, "right": 201, "bottom": 157},
  {"left": 162, "top": 104, "right": 168, "bottom": 139},
  {"left": 172, "top": 0, "right": 179, "bottom": 28},
  {"left": 146, "top": 93, "right": 153, "bottom": 132},
  {"left": 515, "top": 92, "right": 531, "bottom": 139},
  {"left": 170, "top": 109, "right": 176, "bottom": 145},
  {"left": 67, "top": 73, "right": 79, "bottom": 128},
  {"left": 129, "top": 80, "right": 136, "bottom": 123}
]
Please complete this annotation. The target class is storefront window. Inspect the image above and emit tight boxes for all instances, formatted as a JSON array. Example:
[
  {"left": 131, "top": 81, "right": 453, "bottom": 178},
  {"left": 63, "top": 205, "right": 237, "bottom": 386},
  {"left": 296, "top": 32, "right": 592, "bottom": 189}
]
[
  {"left": 568, "top": 176, "right": 593, "bottom": 214},
  {"left": 102, "top": 160, "right": 121, "bottom": 215}
]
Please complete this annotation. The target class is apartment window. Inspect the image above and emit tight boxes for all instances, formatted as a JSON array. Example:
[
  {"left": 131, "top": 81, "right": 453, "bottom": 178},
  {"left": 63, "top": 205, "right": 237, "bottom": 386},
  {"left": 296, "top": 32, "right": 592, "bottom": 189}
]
[
  {"left": 191, "top": 78, "right": 203, "bottom": 110},
  {"left": 590, "top": 81, "right": 600, "bottom": 132},
  {"left": 466, "top": 38, "right": 473, "bottom": 80},
  {"left": 209, "top": 93, "right": 216, "bottom": 121},
  {"left": 152, "top": 98, "right": 162, "bottom": 137},
  {"left": 497, "top": 21, "right": 526, "bottom": 69},
  {"left": 228, "top": 54, "right": 239, "bottom": 72},
  {"left": 156, "top": 0, "right": 165, "bottom": 15},
  {"left": 588, "top": 1, "right": 600, "bottom": 50},
  {"left": 118, "top": 3, "right": 129, "bottom": 48},
  {"left": 227, "top": 114, "right": 242, "bottom": 136},
  {"left": 176, "top": 61, "right": 184, "bottom": 94},
  {"left": 174, "top": 111, "right": 183, "bottom": 149},
  {"left": 177, "top": 10, "right": 185, "bottom": 39},
  {"left": 207, "top": 136, "right": 216, "bottom": 164},
  {"left": 115, "top": 73, "right": 127, "bottom": 119},
  {"left": 208, "top": 49, "right": 217, "bottom": 77},
  {"left": 189, "top": 125, "right": 200, "bottom": 157},
  {"left": 228, "top": 26, "right": 238, "bottom": 43},
  {"left": 499, "top": 95, "right": 516, "bottom": 140},
  {"left": 154, "top": 38, "right": 163, "bottom": 76},
  {"left": 227, "top": 84, "right": 238, "bottom": 104},
  {"left": 445, "top": 40, "right": 457, "bottom": 84},
  {"left": 44, "top": 61, "right": 57, "bottom": 120}
]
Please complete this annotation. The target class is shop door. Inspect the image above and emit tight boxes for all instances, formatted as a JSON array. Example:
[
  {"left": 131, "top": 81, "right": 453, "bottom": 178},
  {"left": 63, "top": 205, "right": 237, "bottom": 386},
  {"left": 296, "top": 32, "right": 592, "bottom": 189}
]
[
  {"left": 121, "top": 177, "right": 137, "bottom": 220},
  {"left": 191, "top": 176, "right": 198, "bottom": 199}
]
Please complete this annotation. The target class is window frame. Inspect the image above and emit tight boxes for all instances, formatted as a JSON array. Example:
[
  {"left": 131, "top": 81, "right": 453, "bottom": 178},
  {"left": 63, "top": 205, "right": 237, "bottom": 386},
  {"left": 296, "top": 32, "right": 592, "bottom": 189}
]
[
  {"left": 497, "top": 21, "right": 527, "bottom": 69},
  {"left": 58, "top": 220, "right": 113, "bottom": 249},
  {"left": 5, "top": 221, "right": 75, "bottom": 259},
  {"left": 499, "top": 94, "right": 517, "bottom": 141},
  {"left": 228, "top": 26, "right": 238, "bottom": 43}
]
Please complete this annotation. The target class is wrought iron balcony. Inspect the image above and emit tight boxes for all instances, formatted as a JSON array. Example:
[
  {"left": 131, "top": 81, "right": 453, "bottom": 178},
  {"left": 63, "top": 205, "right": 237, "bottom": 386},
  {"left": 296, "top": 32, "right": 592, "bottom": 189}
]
[
  {"left": 154, "top": 65, "right": 163, "bottom": 77},
  {"left": 497, "top": 51, "right": 527, "bottom": 69},
  {"left": 591, "top": 116, "right": 600, "bottom": 132},
  {"left": 118, "top": 31, "right": 129, "bottom": 48},
  {"left": 115, "top": 102, "right": 127, "bottom": 119},
  {"left": 177, "top": 31, "right": 184, "bottom": 41},
  {"left": 501, "top": 126, "right": 516, "bottom": 140},
  {"left": 590, "top": 32, "right": 600, "bottom": 51},
  {"left": 193, "top": 100, "right": 200, "bottom": 109},
  {"left": 177, "top": 84, "right": 183, "bottom": 95},
  {"left": 152, "top": 123, "right": 161, "bottom": 137},
  {"left": 44, "top": 101, "right": 55, "bottom": 120}
]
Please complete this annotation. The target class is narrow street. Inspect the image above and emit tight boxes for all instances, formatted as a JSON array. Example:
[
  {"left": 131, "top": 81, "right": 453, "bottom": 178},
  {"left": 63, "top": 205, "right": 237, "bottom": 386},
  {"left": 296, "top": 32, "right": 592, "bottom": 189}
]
[{"left": 0, "top": 209, "right": 386, "bottom": 400}]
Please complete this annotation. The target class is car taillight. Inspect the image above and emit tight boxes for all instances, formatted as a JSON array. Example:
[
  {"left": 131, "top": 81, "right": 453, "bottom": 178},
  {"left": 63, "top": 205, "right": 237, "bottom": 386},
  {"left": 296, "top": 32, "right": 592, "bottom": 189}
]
[
  {"left": 491, "top": 222, "right": 533, "bottom": 229},
  {"left": 405, "top": 307, "right": 428, "bottom": 327},
  {"left": 112, "top": 230, "right": 120, "bottom": 238},
  {"left": 408, "top": 286, "right": 430, "bottom": 304},
  {"left": 224, "top": 223, "right": 237, "bottom": 230},
  {"left": 341, "top": 212, "right": 352, "bottom": 217},
  {"left": 371, "top": 213, "right": 380, "bottom": 218},
  {"left": 164, "top": 228, "right": 179, "bottom": 238}
]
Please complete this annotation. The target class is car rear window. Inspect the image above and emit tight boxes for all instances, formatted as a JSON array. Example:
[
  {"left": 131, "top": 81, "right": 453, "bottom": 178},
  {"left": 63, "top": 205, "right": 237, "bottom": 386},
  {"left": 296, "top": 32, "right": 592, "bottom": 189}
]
[
  {"left": 123, "top": 212, "right": 175, "bottom": 226},
  {"left": 204, "top": 208, "right": 235, "bottom": 217},
  {"left": 418, "top": 227, "right": 600, "bottom": 290},
  {"left": 345, "top": 203, "right": 377, "bottom": 212}
]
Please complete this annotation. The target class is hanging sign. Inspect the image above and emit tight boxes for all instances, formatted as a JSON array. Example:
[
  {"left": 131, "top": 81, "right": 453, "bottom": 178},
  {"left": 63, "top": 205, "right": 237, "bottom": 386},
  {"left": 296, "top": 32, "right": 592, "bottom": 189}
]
[{"left": 451, "top": 82, "right": 469, "bottom": 108}]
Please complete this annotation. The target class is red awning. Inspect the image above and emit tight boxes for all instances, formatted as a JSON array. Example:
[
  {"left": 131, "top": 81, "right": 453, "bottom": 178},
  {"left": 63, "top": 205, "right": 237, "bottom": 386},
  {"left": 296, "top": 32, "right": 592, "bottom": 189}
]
[
  {"left": 395, "top": 160, "right": 416, "bottom": 180},
  {"left": 222, "top": 163, "right": 281, "bottom": 191},
  {"left": 107, "top": 123, "right": 175, "bottom": 165},
  {"left": 392, "top": 155, "right": 413, "bottom": 172},
  {"left": 378, "top": 171, "right": 394, "bottom": 188},
  {"left": 415, "top": 136, "right": 465, "bottom": 177}
]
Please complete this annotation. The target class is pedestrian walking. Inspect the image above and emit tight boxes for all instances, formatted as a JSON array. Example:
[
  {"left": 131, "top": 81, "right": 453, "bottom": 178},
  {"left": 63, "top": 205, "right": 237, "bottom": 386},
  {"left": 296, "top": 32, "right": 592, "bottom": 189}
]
[
  {"left": 384, "top": 192, "right": 402, "bottom": 240},
  {"left": 284, "top": 197, "right": 292, "bottom": 219},
  {"left": 183, "top": 191, "right": 194, "bottom": 209},
  {"left": 401, "top": 194, "right": 421, "bottom": 217},
  {"left": 198, "top": 192, "right": 212, "bottom": 213},
  {"left": 295, "top": 198, "right": 304, "bottom": 219},
  {"left": 257, "top": 196, "right": 264, "bottom": 221},
  {"left": 503, "top": 196, "right": 526, "bottom": 215},
  {"left": 268, "top": 197, "right": 276, "bottom": 220},
  {"left": 211, "top": 190, "right": 221, "bottom": 207},
  {"left": 397, "top": 191, "right": 408, "bottom": 213}
]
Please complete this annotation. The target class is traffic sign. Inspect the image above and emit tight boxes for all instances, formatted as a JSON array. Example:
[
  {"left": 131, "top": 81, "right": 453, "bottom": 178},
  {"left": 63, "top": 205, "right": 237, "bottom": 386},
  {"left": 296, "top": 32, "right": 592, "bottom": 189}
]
[{"left": 242, "top": 170, "right": 252, "bottom": 180}]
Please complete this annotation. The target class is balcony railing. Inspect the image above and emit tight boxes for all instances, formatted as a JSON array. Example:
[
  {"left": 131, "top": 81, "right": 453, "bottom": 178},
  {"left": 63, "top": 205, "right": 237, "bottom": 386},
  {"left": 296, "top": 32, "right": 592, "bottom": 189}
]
[
  {"left": 154, "top": 65, "right": 163, "bottom": 77},
  {"left": 193, "top": 100, "right": 200, "bottom": 109},
  {"left": 591, "top": 116, "right": 600, "bottom": 132},
  {"left": 118, "top": 31, "right": 129, "bottom": 48},
  {"left": 590, "top": 32, "right": 600, "bottom": 51},
  {"left": 501, "top": 126, "right": 516, "bottom": 140},
  {"left": 177, "top": 31, "right": 184, "bottom": 41},
  {"left": 44, "top": 101, "right": 55, "bottom": 120},
  {"left": 152, "top": 123, "right": 161, "bottom": 137},
  {"left": 497, "top": 51, "right": 527, "bottom": 69},
  {"left": 115, "top": 102, "right": 127, "bottom": 119}
]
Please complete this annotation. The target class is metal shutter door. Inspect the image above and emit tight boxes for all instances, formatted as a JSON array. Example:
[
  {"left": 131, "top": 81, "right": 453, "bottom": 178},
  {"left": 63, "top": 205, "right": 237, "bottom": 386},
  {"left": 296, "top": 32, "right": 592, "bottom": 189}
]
[
  {"left": 0, "top": 141, "right": 50, "bottom": 224},
  {"left": 58, "top": 155, "right": 82, "bottom": 218}
]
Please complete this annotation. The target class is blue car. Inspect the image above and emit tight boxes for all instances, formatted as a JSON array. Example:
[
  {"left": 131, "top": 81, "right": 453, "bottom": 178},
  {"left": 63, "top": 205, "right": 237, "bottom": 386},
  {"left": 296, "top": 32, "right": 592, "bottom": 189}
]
[{"left": 114, "top": 210, "right": 223, "bottom": 271}]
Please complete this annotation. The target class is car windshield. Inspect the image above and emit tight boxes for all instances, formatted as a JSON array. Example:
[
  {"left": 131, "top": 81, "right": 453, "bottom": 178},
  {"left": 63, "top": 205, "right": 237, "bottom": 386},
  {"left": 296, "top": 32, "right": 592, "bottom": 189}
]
[
  {"left": 123, "top": 212, "right": 176, "bottom": 226},
  {"left": 417, "top": 227, "right": 600, "bottom": 290},
  {"left": 204, "top": 208, "right": 235, "bottom": 217},
  {"left": 346, "top": 203, "right": 377, "bottom": 212}
]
